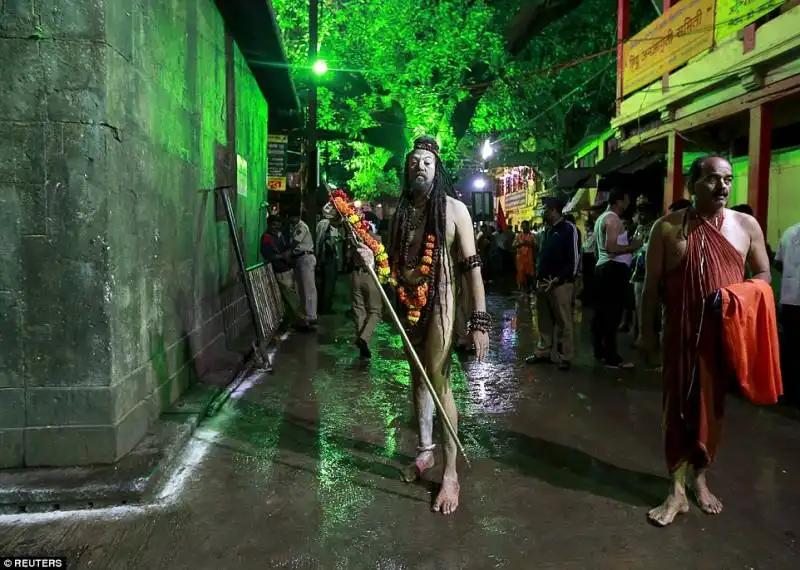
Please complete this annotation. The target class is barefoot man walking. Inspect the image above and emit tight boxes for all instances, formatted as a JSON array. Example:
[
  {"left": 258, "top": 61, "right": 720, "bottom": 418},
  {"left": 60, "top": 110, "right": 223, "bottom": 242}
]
[
  {"left": 640, "top": 156, "right": 772, "bottom": 526},
  {"left": 356, "top": 136, "right": 490, "bottom": 515}
]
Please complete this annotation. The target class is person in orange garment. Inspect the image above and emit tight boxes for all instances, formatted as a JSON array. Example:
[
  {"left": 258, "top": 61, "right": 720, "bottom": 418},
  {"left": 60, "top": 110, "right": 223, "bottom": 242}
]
[
  {"left": 513, "top": 220, "right": 537, "bottom": 296},
  {"left": 639, "top": 156, "right": 772, "bottom": 527}
]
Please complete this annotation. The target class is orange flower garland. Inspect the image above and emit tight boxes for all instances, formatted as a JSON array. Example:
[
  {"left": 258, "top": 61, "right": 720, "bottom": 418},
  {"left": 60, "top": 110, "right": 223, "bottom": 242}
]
[
  {"left": 328, "top": 190, "right": 394, "bottom": 285},
  {"left": 327, "top": 190, "right": 437, "bottom": 327},
  {"left": 396, "top": 234, "right": 436, "bottom": 325}
]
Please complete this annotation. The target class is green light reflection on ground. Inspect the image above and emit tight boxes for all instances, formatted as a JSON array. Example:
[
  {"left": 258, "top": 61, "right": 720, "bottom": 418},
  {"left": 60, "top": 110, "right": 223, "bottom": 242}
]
[
  {"left": 202, "top": 393, "right": 286, "bottom": 490},
  {"left": 312, "top": 311, "right": 494, "bottom": 539},
  {"left": 313, "top": 368, "right": 376, "bottom": 540}
]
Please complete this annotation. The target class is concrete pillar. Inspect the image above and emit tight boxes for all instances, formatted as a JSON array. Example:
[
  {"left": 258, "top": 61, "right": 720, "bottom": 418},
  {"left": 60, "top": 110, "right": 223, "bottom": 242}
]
[
  {"left": 664, "top": 131, "right": 685, "bottom": 214},
  {"left": 748, "top": 104, "right": 772, "bottom": 232},
  {"left": 1, "top": 0, "right": 266, "bottom": 468},
  {"left": 0, "top": 0, "right": 116, "bottom": 468},
  {"left": 616, "top": 0, "right": 631, "bottom": 114}
]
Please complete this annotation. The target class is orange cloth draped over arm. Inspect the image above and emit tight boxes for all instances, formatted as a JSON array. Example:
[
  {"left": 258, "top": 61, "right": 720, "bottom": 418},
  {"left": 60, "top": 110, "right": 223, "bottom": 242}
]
[
  {"left": 719, "top": 279, "right": 783, "bottom": 405},
  {"left": 661, "top": 213, "right": 744, "bottom": 472}
]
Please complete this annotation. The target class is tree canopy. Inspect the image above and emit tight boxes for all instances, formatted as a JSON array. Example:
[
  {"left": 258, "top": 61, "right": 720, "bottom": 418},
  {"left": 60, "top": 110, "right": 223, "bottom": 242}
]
[{"left": 271, "top": 0, "right": 650, "bottom": 199}]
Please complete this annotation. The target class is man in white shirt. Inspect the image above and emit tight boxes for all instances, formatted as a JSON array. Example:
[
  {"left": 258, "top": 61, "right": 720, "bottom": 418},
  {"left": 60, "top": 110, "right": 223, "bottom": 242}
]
[
  {"left": 775, "top": 221, "right": 800, "bottom": 404},
  {"left": 591, "top": 188, "right": 642, "bottom": 369},
  {"left": 289, "top": 208, "right": 318, "bottom": 327}
]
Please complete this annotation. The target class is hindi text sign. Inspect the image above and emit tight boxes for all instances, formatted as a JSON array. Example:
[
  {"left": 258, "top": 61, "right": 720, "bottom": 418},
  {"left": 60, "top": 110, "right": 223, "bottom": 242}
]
[
  {"left": 622, "top": 0, "right": 716, "bottom": 96},
  {"left": 267, "top": 134, "right": 288, "bottom": 192},
  {"left": 715, "top": 0, "right": 785, "bottom": 43}
]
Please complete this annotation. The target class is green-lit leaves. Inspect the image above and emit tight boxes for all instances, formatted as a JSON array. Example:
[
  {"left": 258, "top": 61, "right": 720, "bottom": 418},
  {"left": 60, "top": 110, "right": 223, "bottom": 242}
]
[{"left": 271, "top": 0, "right": 628, "bottom": 188}]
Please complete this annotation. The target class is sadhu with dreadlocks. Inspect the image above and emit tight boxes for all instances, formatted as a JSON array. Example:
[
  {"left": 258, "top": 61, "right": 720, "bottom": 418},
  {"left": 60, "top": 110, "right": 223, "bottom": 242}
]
[{"left": 355, "top": 136, "right": 490, "bottom": 515}]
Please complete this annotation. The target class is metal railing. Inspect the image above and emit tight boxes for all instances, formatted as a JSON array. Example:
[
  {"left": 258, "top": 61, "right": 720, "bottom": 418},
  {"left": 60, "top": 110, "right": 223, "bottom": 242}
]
[{"left": 245, "top": 261, "right": 285, "bottom": 346}]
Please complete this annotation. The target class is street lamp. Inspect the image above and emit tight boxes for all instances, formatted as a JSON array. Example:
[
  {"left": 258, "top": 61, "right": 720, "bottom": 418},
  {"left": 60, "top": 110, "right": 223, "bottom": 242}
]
[
  {"left": 480, "top": 139, "right": 494, "bottom": 161},
  {"left": 312, "top": 59, "right": 328, "bottom": 76}
]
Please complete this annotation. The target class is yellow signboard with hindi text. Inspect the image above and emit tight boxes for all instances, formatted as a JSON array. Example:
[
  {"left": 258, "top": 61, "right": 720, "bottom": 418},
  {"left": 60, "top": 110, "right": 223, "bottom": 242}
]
[
  {"left": 715, "top": 0, "right": 785, "bottom": 43},
  {"left": 622, "top": 0, "right": 716, "bottom": 96}
]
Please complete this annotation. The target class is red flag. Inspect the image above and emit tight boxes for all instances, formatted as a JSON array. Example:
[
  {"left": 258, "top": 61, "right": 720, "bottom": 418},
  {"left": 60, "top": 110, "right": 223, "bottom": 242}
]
[{"left": 496, "top": 202, "right": 508, "bottom": 232}]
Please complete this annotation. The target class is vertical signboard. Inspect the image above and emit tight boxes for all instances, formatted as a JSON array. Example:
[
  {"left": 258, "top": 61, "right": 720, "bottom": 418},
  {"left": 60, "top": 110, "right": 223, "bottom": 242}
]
[
  {"left": 267, "top": 134, "right": 288, "bottom": 191},
  {"left": 236, "top": 154, "right": 248, "bottom": 196}
]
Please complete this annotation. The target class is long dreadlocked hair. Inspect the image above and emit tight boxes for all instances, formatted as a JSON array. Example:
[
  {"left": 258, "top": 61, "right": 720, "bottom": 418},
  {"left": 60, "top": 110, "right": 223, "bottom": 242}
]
[{"left": 389, "top": 136, "right": 457, "bottom": 336}]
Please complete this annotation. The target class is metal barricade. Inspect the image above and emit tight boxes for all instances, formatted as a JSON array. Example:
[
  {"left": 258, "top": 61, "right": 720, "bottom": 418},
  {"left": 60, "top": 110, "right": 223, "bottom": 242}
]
[{"left": 246, "top": 262, "right": 285, "bottom": 345}]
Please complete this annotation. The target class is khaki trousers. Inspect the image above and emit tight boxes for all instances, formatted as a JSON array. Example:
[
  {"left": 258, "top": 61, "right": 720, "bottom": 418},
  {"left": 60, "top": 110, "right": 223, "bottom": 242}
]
[
  {"left": 274, "top": 269, "right": 301, "bottom": 319},
  {"left": 536, "top": 282, "right": 575, "bottom": 363},
  {"left": 294, "top": 253, "right": 317, "bottom": 321},
  {"left": 351, "top": 268, "right": 383, "bottom": 342}
]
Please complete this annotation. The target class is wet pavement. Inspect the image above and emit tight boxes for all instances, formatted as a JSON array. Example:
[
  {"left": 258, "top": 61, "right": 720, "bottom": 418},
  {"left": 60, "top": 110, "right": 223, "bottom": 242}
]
[{"left": 2, "top": 286, "right": 800, "bottom": 569}]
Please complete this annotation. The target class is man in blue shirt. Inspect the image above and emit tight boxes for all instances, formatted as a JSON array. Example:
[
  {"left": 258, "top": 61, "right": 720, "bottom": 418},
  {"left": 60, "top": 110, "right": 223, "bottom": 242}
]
[{"left": 526, "top": 196, "right": 580, "bottom": 370}]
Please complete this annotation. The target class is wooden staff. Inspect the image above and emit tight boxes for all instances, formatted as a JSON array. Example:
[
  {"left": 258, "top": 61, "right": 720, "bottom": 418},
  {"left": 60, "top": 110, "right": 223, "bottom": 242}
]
[{"left": 325, "top": 186, "right": 471, "bottom": 468}]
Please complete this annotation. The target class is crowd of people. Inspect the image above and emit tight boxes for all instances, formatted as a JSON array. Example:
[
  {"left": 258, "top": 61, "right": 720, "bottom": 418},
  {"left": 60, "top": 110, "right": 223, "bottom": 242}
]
[
  {"left": 258, "top": 148, "right": 798, "bottom": 523},
  {"left": 259, "top": 180, "right": 798, "bottom": 400}
]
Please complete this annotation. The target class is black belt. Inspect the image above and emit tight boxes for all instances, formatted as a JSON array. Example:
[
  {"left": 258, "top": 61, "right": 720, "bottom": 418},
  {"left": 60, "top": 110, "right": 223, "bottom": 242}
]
[{"left": 293, "top": 251, "right": 311, "bottom": 258}]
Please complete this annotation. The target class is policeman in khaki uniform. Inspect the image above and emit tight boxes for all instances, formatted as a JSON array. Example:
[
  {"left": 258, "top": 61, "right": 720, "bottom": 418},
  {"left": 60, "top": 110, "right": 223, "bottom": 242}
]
[
  {"left": 350, "top": 221, "right": 383, "bottom": 360},
  {"left": 289, "top": 207, "right": 317, "bottom": 327}
]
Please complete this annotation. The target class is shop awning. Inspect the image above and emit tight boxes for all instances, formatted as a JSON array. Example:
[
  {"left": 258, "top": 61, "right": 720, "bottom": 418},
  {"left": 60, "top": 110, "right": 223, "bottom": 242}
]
[
  {"left": 593, "top": 148, "right": 659, "bottom": 176},
  {"left": 556, "top": 167, "right": 596, "bottom": 190},
  {"left": 215, "top": 0, "right": 302, "bottom": 130}
]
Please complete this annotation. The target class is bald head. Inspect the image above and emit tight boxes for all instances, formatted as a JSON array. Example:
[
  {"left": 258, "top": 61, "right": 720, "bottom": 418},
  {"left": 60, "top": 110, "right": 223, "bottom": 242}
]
[{"left": 688, "top": 156, "right": 732, "bottom": 214}]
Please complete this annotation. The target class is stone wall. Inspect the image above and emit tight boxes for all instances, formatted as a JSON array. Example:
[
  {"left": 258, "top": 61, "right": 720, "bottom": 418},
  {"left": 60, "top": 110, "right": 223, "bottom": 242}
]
[{"left": 0, "top": 0, "right": 268, "bottom": 468}]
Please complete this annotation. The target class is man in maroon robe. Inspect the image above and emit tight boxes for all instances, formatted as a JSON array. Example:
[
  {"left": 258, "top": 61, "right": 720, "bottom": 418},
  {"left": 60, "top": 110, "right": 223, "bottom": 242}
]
[{"left": 639, "top": 156, "right": 771, "bottom": 526}]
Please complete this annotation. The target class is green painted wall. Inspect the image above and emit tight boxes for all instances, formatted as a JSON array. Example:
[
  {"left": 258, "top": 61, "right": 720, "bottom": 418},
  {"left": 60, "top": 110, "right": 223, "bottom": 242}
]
[
  {"left": 103, "top": 0, "right": 268, "bottom": 455},
  {"left": 234, "top": 43, "right": 269, "bottom": 267},
  {"left": 0, "top": 0, "right": 269, "bottom": 467}
]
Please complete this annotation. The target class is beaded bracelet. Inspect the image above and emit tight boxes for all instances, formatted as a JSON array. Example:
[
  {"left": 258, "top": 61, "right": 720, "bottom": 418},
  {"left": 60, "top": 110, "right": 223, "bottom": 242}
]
[
  {"left": 462, "top": 254, "right": 482, "bottom": 272},
  {"left": 468, "top": 310, "right": 492, "bottom": 334}
]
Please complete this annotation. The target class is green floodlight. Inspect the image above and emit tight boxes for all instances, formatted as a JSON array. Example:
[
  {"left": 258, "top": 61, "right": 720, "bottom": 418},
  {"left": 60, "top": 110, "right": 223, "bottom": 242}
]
[{"left": 312, "top": 59, "right": 328, "bottom": 75}]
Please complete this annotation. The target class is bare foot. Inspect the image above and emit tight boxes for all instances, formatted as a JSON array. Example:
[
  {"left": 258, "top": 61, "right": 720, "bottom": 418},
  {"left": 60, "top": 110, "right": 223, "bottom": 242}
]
[
  {"left": 400, "top": 450, "right": 435, "bottom": 483},
  {"left": 432, "top": 476, "right": 460, "bottom": 515},
  {"left": 647, "top": 492, "right": 689, "bottom": 527},
  {"left": 694, "top": 477, "right": 723, "bottom": 515}
]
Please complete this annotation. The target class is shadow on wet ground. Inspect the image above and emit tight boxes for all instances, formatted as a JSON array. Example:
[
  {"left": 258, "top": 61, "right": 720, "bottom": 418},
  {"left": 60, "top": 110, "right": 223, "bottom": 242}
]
[{"left": 1, "top": 283, "right": 799, "bottom": 569}]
